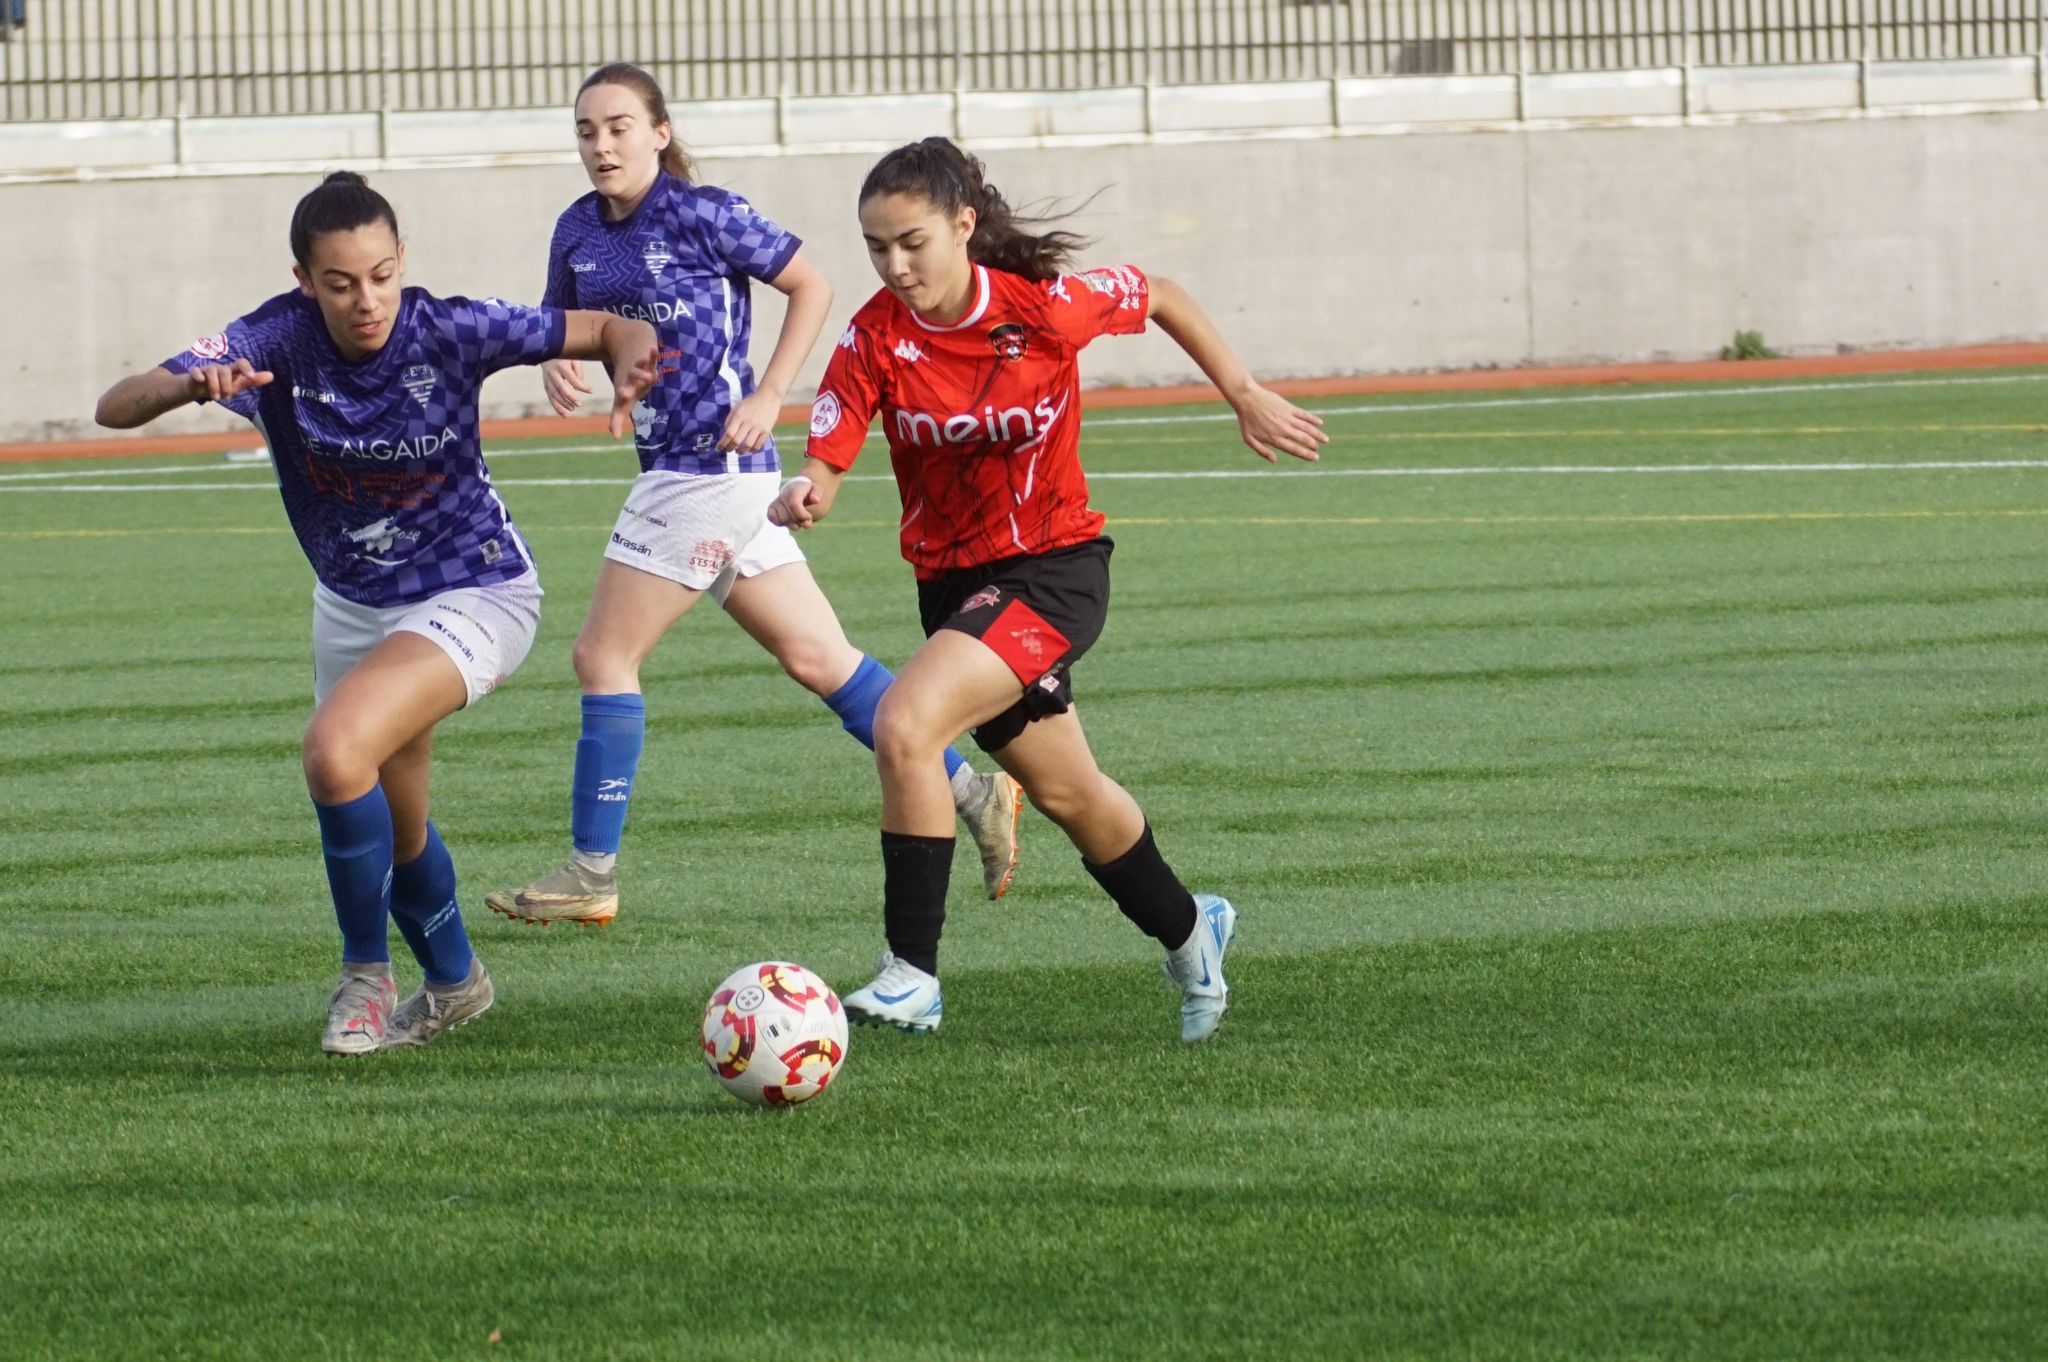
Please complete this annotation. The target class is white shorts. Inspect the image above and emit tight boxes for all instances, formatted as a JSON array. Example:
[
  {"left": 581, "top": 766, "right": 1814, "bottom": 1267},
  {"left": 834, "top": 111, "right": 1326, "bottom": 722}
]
[
  {"left": 311, "top": 571, "right": 543, "bottom": 708},
  {"left": 604, "top": 470, "right": 806, "bottom": 606}
]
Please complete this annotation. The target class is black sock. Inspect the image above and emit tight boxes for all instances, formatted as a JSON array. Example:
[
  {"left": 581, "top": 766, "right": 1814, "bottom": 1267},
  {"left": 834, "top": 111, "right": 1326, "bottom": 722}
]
[
  {"left": 881, "top": 831, "right": 955, "bottom": 975},
  {"left": 1083, "top": 823, "right": 1198, "bottom": 949}
]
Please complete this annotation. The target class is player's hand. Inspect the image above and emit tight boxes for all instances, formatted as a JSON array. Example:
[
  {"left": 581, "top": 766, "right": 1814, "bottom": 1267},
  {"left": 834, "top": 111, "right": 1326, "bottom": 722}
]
[
  {"left": 767, "top": 476, "right": 823, "bottom": 530},
  {"left": 1232, "top": 384, "right": 1327, "bottom": 463},
  {"left": 542, "top": 358, "right": 591, "bottom": 417},
  {"left": 718, "top": 389, "right": 781, "bottom": 454},
  {"left": 607, "top": 343, "right": 662, "bottom": 441},
  {"left": 186, "top": 360, "right": 273, "bottom": 404}
]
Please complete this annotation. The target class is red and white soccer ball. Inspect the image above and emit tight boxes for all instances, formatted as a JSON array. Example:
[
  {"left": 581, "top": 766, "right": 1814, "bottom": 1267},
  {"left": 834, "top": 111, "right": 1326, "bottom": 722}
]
[{"left": 700, "top": 961, "right": 849, "bottom": 1108}]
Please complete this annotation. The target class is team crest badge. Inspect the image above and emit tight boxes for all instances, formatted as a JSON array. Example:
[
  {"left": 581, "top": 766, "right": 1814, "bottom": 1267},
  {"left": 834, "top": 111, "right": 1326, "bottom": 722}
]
[
  {"left": 642, "top": 238, "right": 672, "bottom": 277},
  {"left": 400, "top": 364, "right": 436, "bottom": 408},
  {"left": 988, "top": 323, "right": 1029, "bottom": 362}
]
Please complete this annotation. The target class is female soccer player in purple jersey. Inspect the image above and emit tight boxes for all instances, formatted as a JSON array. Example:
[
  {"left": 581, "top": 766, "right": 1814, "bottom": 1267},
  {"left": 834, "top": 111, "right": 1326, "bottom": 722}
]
[
  {"left": 94, "top": 171, "right": 663, "bottom": 1056},
  {"left": 484, "top": 64, "right": 1022, "bottom": 928}
]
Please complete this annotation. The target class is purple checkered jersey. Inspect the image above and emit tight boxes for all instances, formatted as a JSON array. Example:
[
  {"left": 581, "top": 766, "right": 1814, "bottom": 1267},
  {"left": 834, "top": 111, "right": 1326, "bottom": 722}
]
[
  {"left": 162, "top": 288, "right": 566, "bottom": 608},
  {"left": 544, "top": 173, "right": 800, "bottom": 475}
]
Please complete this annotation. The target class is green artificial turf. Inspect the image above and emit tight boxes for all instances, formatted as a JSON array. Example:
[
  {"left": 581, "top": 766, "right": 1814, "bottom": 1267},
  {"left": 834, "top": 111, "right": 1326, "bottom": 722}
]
[{"left": 2, "top": 368, "right": 2045, "bottom": 1359}]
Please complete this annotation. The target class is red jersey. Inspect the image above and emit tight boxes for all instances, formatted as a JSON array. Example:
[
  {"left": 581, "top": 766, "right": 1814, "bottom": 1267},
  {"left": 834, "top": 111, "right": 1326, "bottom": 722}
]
[{"left": 806, "top": 262, "right": 1150, "bottom": 578}]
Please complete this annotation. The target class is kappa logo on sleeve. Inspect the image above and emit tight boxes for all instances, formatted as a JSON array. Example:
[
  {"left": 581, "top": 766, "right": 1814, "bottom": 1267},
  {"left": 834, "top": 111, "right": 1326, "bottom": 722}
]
[{"left": 810, "top": 390, "right": 843, "bottom": 437}]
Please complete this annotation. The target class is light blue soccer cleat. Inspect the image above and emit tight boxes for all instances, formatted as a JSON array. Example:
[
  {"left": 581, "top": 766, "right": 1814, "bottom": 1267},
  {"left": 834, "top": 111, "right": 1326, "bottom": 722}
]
[
  {"left": 1162, "top": 894, "right": 1237, "bottom": 1043},
  {"left": 843, "top": 952, "right": 944, "bottom": 1034}
]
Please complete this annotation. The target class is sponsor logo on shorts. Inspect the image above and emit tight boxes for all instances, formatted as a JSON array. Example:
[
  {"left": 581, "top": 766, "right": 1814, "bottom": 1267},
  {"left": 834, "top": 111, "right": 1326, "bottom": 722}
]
[
  {"left": 426, "top": 617, "right": 477, "bottom": 663},
  {"left": 963, "top": 587, "right": 1002, "bottom": 612},
  {"left": 810, "top": 390, "right": 842, "bottom": 437},
  {"left": 433, "top": 602, "right": 497, "bottom": 646},
  {"left": 188, "top": 332, "right": 230, "bottom": 360},
  {"left": 611, "top": 532, "right": 652, "bottom": 556},
  {"left": 689, "top": 538, "right": 736, "bottom": 573},
  {"left": 1037, "top": 673, "right": 1061, "bottom": 693},
  {"left": 620, "top": 504, "right": 671, "bottom": 529}
]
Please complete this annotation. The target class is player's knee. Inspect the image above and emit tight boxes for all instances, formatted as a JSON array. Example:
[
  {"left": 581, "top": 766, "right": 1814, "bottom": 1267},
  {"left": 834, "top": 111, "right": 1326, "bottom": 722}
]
[
  {"left": 873, "top": 688, "right": 946, "bottom": 773},
  {"left": 1020, "top": 768, "right": 1111, "bottom": 830},
  {"left": 301, "top": 722, "right": 374, "bottom": 804},
  {"left": 570, "top": 630, "right": 634, "bottom": 692},
  {"left": 777, "top": 636, "right": 857, "bottom": 697}
]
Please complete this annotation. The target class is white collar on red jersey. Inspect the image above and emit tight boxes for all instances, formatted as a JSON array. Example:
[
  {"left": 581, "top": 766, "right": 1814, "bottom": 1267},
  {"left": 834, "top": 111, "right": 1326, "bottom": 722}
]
[{"left": 908, "top": 265, "right": 992, "bottom": 333}]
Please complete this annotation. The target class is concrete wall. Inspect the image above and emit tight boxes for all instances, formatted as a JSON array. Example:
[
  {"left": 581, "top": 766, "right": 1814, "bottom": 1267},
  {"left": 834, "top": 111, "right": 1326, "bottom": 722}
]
[{"left": 4, "top": 108, "right": 2046, "bottom": 442}]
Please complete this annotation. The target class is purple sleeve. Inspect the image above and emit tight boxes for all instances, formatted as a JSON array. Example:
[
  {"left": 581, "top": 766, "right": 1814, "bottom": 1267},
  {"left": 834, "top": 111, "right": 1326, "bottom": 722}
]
[
  {"left": 446, "top": 296, "right": 568, "bottom": 377},
  {"left": 159, "top": 314, "right": 274, "bottom": 421},
  {"left": 543, "top": 220, "right": 577, "bottom": 310},
  {"left": 710, "top": 193, "right": 801, "bottom": 283}
]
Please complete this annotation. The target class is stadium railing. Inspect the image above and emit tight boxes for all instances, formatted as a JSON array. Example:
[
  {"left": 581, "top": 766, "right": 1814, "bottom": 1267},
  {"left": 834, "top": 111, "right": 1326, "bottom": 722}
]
[{"left": 3, "top": 0, "right": 2045, "bottom": 123}]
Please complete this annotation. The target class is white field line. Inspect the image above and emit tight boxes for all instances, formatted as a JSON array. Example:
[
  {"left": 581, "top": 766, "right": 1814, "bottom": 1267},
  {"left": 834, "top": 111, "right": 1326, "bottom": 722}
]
[
  {"left": 7, "top": 458, "right": 2048, "bottom": 495},
  {"left": 10, "top": 367, "right": 2045, "bottom": 486}
]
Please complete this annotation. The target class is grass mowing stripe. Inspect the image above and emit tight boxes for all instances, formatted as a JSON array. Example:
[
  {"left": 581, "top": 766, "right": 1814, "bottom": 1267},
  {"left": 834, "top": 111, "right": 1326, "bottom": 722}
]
[{"left": 5, "top": 369, "right": 2047, "bottom": 1359}]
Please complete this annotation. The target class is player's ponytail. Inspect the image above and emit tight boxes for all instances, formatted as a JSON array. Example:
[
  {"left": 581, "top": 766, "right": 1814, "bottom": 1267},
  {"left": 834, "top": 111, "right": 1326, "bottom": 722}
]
[
  {"left": 578, "top": 62, "right": 696, "bottom": 183},
  {"left": 289, "top": 170, "right": 400, "bottom": 267},
  {"left": 860, "top": 137, "right": 1089, "bottom": 283}
]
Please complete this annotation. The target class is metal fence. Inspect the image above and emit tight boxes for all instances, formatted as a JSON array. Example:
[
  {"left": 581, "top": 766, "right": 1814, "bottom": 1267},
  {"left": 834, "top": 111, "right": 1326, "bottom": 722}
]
[{"left": 3, "top": 1, "right": 2045, "bottom": 123}]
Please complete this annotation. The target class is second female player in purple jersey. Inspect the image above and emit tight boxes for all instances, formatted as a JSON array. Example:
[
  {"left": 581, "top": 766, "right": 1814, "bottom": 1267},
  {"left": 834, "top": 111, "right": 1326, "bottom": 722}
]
[
  {"left": 95, "top": 171, "right": 662, "bottom": 1056},
  {"left": 484, "top": 63, "right": 1023, "bottom": 928}
]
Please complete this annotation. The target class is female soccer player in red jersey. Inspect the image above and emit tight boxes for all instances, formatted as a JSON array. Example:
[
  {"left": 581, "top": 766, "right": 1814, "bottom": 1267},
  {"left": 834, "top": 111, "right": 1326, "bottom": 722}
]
[
  {"left": 769, "top": 137, "right": 1326, "bottom": 1041},
  {"left": 487, "top": 66, "right": 1022, "bottom": 929}
]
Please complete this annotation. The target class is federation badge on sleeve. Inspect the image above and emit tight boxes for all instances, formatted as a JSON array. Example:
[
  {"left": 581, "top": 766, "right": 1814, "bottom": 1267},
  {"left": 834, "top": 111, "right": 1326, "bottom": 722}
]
[
  {"left": 188, "top": 332, "right": 230, "bottom": 360},
  {"left": 810, "top": 390, "right": 842, "bottom": 437}
]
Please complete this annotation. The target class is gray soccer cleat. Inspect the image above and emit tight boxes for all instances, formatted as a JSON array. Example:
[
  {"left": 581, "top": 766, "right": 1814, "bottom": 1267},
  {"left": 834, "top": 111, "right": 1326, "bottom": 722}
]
[
  {"left": 322, "top": 966, "right": 397, "bottom": 1056},
  {"left": 383, "top": 956, "right": 495, "bottom": 1049},
  {"left": 959, "top": 771, "right": 1023, "bottom": 900},
  {"left": 1162, "top": 894, "right": 1237, "bottom": 1043},
  {"left": 485, "top": 859, "right": 619, "bottom": 926}
]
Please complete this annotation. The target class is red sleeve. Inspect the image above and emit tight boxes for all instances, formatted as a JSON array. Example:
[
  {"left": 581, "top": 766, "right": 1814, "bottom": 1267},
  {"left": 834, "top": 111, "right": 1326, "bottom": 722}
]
[
  {"left": 805, "top": 322, "right": 884, "bottom": 471},
  {"left": 1043, "top": 265, "right": 1150, "bottom": 349}
]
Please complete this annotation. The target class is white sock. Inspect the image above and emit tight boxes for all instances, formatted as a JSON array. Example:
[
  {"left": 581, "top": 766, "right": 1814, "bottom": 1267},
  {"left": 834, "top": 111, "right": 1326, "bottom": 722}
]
[
  {"left": 571, "top": 849, "right": 617, "bottom": 876},
  {"left": 949, "top": 763, "right": 978, "bottom": 809}
]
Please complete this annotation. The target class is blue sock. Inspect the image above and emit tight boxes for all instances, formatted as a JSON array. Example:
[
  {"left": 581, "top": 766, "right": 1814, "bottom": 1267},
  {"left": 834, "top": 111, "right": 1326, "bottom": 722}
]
[
  {"left": 313, "top": 787, "right": 393, "bottom": 965},
  {"left": 389, "top": 822, "right": 473, "bottom": 987},
  {"left": 824, "top": 654, "right": 967, "bottom": 779},
  {"left": 572, "top": 693, "right": 646, "bottom": 856}
]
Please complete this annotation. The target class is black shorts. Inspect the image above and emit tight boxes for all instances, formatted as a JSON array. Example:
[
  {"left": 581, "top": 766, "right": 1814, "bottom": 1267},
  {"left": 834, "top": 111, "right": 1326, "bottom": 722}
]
[{"left": 916, "top": 537, "right": 1114, "bottom": 752}]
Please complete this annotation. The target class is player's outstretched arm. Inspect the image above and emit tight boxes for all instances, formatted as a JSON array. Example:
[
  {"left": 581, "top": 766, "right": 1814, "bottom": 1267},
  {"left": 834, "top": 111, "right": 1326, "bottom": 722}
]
[
  {"left": 1145, "top": 275, "right": 1327, "bottom": 464},
  {"left": 720, "top": 250, "right": 834, "bottom": 454},
  {"left": 560, "top": 312, "right": 662, "bottom": 440},
  {"left": 767, "top": 457, "right": 846, "bottom": 530},
  {"left": 95, "top": 361, "right": 273, "bottom": 429}
]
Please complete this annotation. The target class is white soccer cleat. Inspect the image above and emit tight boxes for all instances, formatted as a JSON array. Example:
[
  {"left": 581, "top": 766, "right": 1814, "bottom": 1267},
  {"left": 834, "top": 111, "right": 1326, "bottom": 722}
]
[
  {"left": 485, "top": 859, "right": 619, "bottom": 926},
  {"left": 322, "top": 966, "right": 397, "bottom": 1056},
  {"left": 959, "top": 771, "right": 1023, "bottom": 900},
  {"left": 842, "top": 952, "right": 944, "bottom": 1034},
  {"left": 383, "top": 956, "right": 495, "bottom": 1049},
  {"left": 1162, "top": 894, "right": 1237, "bottom": 1043}
]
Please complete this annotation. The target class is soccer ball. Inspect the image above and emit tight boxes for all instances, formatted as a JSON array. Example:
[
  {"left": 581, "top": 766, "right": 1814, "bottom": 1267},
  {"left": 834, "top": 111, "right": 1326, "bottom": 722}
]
[{"left": 700, "top": 961, "right": 849, "bottom": 1107}]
